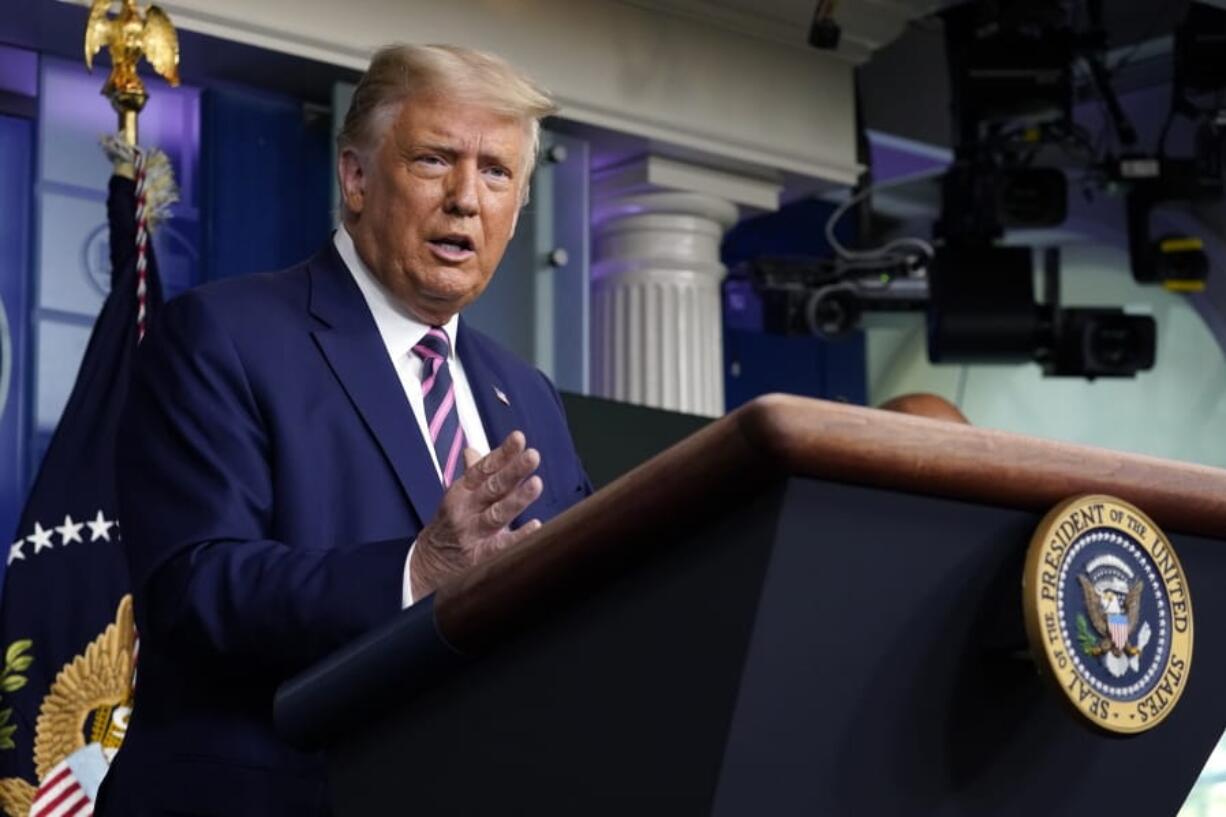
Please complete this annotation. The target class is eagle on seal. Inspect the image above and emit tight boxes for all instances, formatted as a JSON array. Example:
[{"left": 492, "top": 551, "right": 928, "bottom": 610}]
[{"left": 1078, "top": 575, "right": 1143, "bottom": 657}]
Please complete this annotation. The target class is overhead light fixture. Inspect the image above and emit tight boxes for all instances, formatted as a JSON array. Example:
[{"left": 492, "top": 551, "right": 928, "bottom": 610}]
[{"left": 808, "top": 0, "right": 841, "bottom": 50}]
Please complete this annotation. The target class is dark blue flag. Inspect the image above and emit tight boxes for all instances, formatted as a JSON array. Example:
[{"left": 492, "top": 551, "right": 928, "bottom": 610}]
[{"left": 0, "top": 169, "right": 163, "bottom": 816}]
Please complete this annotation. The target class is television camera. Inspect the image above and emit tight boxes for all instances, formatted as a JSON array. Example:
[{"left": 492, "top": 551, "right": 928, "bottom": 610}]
[{"left": 737, "top": 0, "right": 1226, "bottom": 379}]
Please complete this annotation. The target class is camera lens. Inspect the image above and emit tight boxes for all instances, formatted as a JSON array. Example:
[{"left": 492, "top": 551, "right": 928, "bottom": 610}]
[{"left": 1087, "top": 319, "right": 1139, "bottom": 368}]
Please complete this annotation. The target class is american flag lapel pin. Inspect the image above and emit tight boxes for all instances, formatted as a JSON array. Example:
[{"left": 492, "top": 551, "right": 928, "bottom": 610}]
[{"left": 493, "top": 385, "right": 510, "bottom": 406}]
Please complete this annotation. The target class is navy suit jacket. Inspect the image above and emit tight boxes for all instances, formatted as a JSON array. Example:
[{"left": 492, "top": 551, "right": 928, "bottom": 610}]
[{"left": 98, "top": 243, "right": 591, "bottom": 816}]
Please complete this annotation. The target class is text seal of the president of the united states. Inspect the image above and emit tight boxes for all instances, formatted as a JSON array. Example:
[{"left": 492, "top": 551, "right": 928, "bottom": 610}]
[{"left": 1023, "top": 494, "right": 1193, "bottom": 734}]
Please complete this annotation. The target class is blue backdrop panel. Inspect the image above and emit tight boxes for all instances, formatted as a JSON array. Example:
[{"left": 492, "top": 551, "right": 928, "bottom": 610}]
[
  {"left": 0, "top": 114, "right": 33, "bottom": 552},
  {"left": 721, "top": 197, "right": 867, "bottom": 410},
  {"left": 724, "top": 328, "right": 866, "bottom": 411},
  {"left": 203, "top": 86, "right": 332, "bottom": 280}
]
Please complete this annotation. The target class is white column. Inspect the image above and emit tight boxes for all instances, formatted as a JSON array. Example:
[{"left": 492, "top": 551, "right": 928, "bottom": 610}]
[
  {"left": 588, "top": 155, "right": 779, "bottom": 417},
  {"left": 590, "top": 156, "right": 780, "bottom": 418},
  {"left": 591, "top": 192, "right": 736, "bottom": 416}
]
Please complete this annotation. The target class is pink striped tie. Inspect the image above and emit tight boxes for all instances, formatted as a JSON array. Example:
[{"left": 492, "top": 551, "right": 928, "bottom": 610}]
[{"left": 413, "top": 327, "right": 466, "bottom": 487}]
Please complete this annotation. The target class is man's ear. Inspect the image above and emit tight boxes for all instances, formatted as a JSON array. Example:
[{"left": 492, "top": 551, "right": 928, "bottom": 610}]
[{"left": 338, "top": 147, "right": 367, "bottom": 215}]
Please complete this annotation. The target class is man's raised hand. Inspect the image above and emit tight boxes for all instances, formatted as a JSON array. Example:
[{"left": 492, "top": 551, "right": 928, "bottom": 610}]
[{"left": 409, "top": 431, "right": 543, "bottom": 600}]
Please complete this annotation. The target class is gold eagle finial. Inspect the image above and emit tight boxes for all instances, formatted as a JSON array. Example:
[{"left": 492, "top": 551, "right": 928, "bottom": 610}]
[{"left": 83, "top": 0, "right": 180, "bottom": 145}]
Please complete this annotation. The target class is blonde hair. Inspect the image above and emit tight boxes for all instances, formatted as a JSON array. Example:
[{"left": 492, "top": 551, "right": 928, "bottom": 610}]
[{"left": 338, "top": 44, "right": 557, "bottom": 202}]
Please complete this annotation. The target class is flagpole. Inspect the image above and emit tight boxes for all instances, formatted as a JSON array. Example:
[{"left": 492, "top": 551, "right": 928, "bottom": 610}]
[
  {"left": 113, "top": 90, "right": 147, "bottom": 150},
  {"left": 110, "top": 90, "right": 146, "bottom": 180}
]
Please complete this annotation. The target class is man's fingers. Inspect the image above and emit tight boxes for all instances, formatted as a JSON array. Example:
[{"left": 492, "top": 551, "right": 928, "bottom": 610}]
[
  {"left": 473, "top": 518, "right": 543, "bottom": 562},
  {"left": 493, "top": 430, "right": 526, "bottom": 464},
  {"left": 478, "top": 475, "right": 543, "bottom": 532},
  {"left": 462, "top": 447, "right": 481, "bottom": 470},
  {"left": 482, "top": 447, "right": 539, "bottom": 502},
  {"left": 460, "top": 431, "right": 525, "bottom": 487},
  {"left": 508, "top": 518, "right": 542, "bottom": 545}
]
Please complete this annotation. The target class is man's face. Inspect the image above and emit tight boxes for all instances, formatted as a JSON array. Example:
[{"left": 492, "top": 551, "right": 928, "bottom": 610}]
[{"left": 341, "top": 93, "right": 528, "bottom": 325}]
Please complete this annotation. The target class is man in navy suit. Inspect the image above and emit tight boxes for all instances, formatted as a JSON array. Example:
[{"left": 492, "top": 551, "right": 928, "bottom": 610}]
[{"left": 99, "top": 44, "right": 591, "bottom": 816}]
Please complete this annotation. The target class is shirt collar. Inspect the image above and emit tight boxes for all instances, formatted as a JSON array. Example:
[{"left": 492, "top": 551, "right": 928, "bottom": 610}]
[{"left": 333, "top": 226, "right": 459, "bottom": 361}]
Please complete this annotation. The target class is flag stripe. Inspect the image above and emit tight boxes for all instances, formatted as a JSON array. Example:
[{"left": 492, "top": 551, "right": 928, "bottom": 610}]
[
  {"left": 31, "top": 770, "right": 82, "bottom": 817},
  {"left": 38, "top": 763, "right": 70, "bottom": 791},
  {"left": 30, "top": 764, "right": 71, "bottom": 811},
  {"left": 41, "top": 788, "right": 87, "bottom": 817}
]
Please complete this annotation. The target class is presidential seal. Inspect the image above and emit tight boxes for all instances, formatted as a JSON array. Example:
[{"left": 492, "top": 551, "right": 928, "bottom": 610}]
[{"left": 1023, "top": 495, "right": 1193, "bottom": 735}]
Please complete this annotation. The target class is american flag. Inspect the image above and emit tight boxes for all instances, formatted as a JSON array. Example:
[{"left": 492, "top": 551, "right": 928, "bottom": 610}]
[
  {"left": 0, "top": 158, "right": 164, "bottom": 814},
  {"left": 1109, "top": 612, "right": 1130, "bottom": 651},
  {"left": 29, "top": 762, "right": 92, "bottom": 817}
]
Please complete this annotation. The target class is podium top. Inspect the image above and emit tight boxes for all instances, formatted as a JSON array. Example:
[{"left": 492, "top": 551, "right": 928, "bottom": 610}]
[{"left": 435, "top": 393, "right": 1226, "bottom": 652}]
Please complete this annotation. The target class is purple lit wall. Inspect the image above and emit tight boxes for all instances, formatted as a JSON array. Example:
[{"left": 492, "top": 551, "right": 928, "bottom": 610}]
[{"left": 0, "top": 46, "right": 37, "bottom": 97}]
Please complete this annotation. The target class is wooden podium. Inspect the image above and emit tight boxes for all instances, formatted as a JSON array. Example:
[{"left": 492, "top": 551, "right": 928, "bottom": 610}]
[{"left": 275, "top": 395, "right": 1226, "bottom": 815}]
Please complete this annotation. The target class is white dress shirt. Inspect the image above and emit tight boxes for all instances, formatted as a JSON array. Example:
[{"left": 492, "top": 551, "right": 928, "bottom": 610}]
[{"left": 333, "top": 227, "right": 491, "bottom": 606}]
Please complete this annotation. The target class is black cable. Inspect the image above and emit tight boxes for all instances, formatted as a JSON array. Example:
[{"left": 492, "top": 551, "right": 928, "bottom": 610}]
[
  {"left": 1085, "top": 53, "right": 1138, "bottom": 147},
  {"left": 1157, "top": 98, "right": 1179, "bottom": 158}
]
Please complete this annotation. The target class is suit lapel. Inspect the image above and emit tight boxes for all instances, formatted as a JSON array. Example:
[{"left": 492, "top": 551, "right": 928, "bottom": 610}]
[
  {"left": 456, "top": 319, "right": 523, "bottom": 453},
  {"left": 307, "top": 245, "right": 443, "bottom": 528}
]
